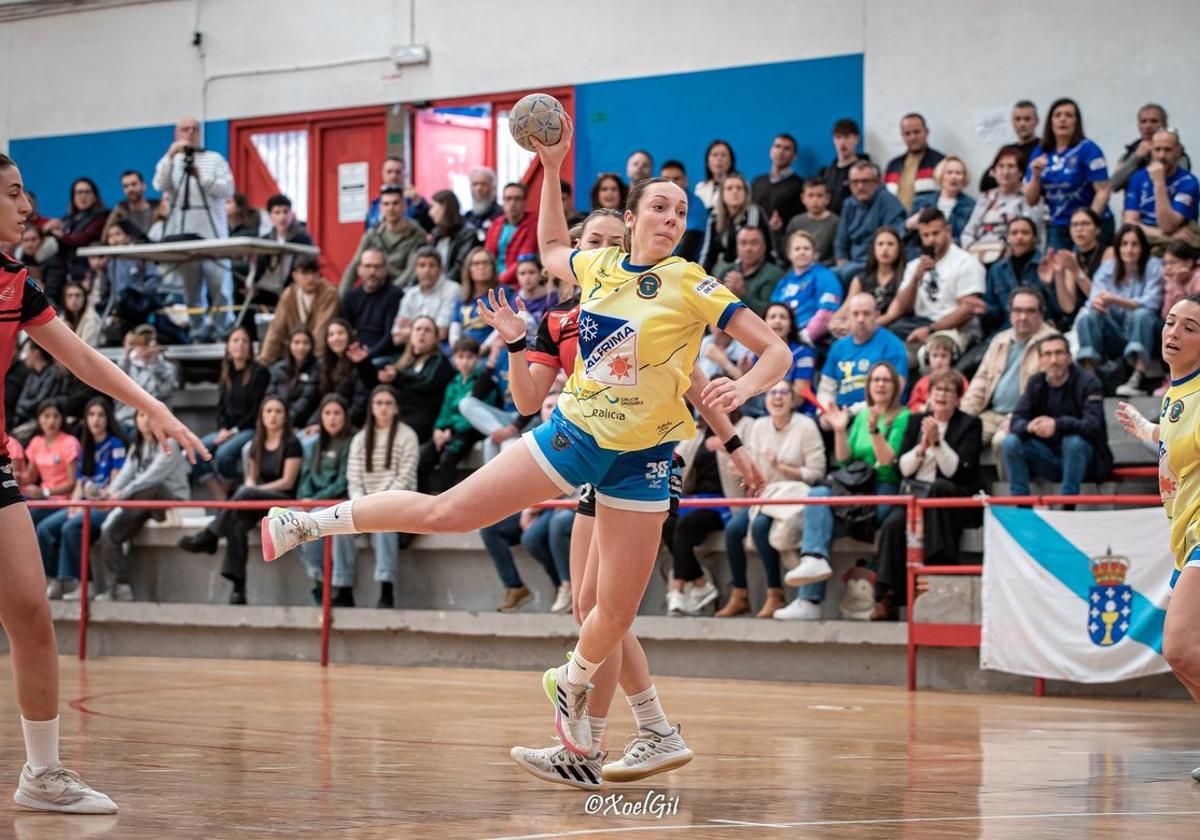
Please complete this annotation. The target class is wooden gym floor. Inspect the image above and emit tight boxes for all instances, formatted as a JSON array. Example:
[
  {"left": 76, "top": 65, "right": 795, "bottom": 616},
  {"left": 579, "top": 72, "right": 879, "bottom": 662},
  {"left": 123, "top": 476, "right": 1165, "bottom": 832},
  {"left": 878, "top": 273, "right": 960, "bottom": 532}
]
[{"left": 1, "top": 656, "right": 1198, "bottom": 839}]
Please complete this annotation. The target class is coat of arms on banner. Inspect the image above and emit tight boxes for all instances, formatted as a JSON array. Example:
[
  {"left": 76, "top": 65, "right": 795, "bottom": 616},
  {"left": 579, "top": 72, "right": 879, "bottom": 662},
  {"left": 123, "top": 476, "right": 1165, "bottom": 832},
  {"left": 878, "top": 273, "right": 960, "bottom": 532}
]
[{"left": 1088, "top": 548, "right": 1132, "bottom": 647}]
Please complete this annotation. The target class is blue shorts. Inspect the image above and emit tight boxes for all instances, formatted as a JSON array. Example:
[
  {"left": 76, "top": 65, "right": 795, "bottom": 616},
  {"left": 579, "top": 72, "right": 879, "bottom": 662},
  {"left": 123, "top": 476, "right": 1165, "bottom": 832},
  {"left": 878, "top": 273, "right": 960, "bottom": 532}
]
[
  {"left": 526, "top": 409, "right": 676, "bottom": 513},
  {"left": 1170, "top": 545, "right": 1200, "bottom": 590}
]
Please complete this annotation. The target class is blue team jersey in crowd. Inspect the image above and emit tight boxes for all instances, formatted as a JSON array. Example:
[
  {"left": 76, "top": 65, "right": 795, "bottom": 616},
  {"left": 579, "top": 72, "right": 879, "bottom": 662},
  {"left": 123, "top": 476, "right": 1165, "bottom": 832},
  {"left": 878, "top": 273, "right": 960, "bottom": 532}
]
[
  {"left": 770, "top": 265, "right": 842, "bottom": 329},
  {"left": 80, "top": 435, "right": 127, "bottom": 489},
  {"left": 1025, "top": 139, "right": 1109, "bottom": 226},
  {"left": 1125, "top": 167, "right": 1200, "bottom": 227},
  {"left": 821, "top": 328, "right": 909, "bottom": 408}
]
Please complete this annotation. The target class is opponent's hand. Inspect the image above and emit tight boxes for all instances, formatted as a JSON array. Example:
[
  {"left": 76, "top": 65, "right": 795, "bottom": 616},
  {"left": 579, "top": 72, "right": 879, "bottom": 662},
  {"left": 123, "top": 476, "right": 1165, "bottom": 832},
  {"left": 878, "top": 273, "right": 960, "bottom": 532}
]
[
  {"left": 148, "top": 403, "right": 209, "bottom": 464},
  {"left": 530, "top": 113, "right": 575, "bottom": 172},
  {"left": 701, "top": 377, "right": 752, "bottom": 413},
  {"left": 478, "top": 289, "right": 529, "bottom": 344},
  {"left": 1116, "top": 401, "right": 1157, "bottom": 443}
]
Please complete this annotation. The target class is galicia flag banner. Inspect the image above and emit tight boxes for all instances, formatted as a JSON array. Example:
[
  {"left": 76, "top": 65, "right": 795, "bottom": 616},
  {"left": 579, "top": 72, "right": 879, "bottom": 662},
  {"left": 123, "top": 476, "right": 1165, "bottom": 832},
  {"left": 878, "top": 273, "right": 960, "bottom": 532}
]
[{"left": 980, "top": 506, "right": 1173, "bottom": 683}]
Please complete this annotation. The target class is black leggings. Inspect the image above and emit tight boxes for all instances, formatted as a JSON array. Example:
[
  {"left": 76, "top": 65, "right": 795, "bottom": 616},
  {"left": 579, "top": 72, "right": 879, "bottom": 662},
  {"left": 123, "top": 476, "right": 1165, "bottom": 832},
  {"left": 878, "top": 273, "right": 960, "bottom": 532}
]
[
  {"left": 663, "top": 508, "right": 725, "bottom": 582},
  {"left": 216, "top": 486, "right": 290, "bottom": 586}
]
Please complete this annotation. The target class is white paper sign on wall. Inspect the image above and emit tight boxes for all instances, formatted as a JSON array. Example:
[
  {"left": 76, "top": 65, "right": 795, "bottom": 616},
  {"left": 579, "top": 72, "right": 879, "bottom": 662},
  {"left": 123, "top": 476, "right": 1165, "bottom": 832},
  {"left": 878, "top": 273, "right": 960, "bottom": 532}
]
[{"left": 338, "top": 162, "right": 369, "bottom": 223}]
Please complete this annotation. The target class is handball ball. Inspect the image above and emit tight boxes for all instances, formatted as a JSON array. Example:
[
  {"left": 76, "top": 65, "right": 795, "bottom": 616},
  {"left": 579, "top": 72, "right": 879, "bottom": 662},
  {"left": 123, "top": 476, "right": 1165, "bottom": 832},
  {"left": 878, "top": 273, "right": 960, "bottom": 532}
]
[{"left": 508, "top": 93, "right": 566, "bottom": 152}]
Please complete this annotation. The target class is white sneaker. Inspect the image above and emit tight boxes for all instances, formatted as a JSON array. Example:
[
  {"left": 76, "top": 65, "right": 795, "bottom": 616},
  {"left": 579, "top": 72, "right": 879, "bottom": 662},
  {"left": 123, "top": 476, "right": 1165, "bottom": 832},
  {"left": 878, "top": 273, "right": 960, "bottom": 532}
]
[
  {"left": 1191, "top": 766, "right": 1200, "bottom": 782},
  {"left": 261, "top": 506, "right": 319, "bottom": 563},
  {"left": 1115, "top": 370, "right": 1147, "bottom": 397},
  {"left": 784, "top": 555, "right": 833, "bottom": 586},
  {"left": 773, "top": 597, "right": 822, "bottom": 620},
  {"left": 13, "top": 764, "right": 117, "bottom": 814},
  {"left": 602, "top": 725, "right": 694, "bottom": 783},
  {"left": 666, "top": 588, "right": 689, "bottom": 616},
  {"left": 550, "top": 583, "right": 573, "bottom": 614},
  {"left": 542, "top": 661, "right": 592, "bottom": 756},
  {"left": 61, "top": 582, "right": 85, "bottom": 602},
  {"left": 93, "top": 584, "right": 133, "bottom": 603},
  {"left": 510, "top": 741, "right": 605, "bottom": 790},
  {"left": 687, "top": 579, "right": 719, "bottom": 614},
  {"left": 45, "top": 580, "right": 63, "bottom": 601}
]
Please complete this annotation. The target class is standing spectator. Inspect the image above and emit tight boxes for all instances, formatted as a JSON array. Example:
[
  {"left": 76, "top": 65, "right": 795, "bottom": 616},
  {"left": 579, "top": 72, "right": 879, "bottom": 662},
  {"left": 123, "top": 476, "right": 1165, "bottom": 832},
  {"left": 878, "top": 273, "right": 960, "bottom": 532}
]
[
  {"left": 296, "top": 395, "right": 353, "bottom": 605},
  {"left": 752, "top": 133, "right": 805, "bottom": 253},
  {"left": 1075, "top": 224, "right": 1163, "bottom": 396},
  {"left": 906, "top": 156, "right": 975, "bottom": 256},
  {"left": 485, "top": 182, "right": 538, "bottom": 285},
  {"left": 694, "top": 140, "right": 736, "bottom": 211},
  {"left": 383, "top": 316, "right": 455, "bottom": 442},
  {"left": 962, "top": 146, "right": 1045, "bottom": 265},
  {"left": 316, "top": 319, "right": 371, "bottom": 429},
  {"left": 114, "top": 325, "right": 180, "bottom": 434},
  {"left": 1024, "top": 98, "right": 1113, "bottom": 250},
  {"left": 257, "top": 255, "right": 339, "bottom": 366},
  {"left": 59, "top": 282, "right": 102, "bottom": 347},
  {"left": 816, "top": 293, "right": 909, "bottom": 414},
  {"left": 783, "top": 178, "right": 839, "bottom": 267},
  {"left": 979, "top": 101, "right": 1041, "bottom": 192},
  {"left": 179, "top": 396, "right": 303, "bottom": 605},
  {"left": 341, "top": 186, "right": 426, "bottom": 293},
  {"left": 698, "top": 173, "right": 773, "bottom": 273},
  {"left": 103, "top": 170, "right": 155, "bottom": 242},
  {"left": 714, "top": 227, "right": 783, "bottom": 316},
  {"left": 418, "top": 338, "right": 497, "bottom": 492},
  {"left": 342, "top": 385, "right": 419, "bottom": 608},
  {"left": 770, "top": 230, "right": 842, "bottom": 344},
  {"left": 224, "top": 192, "right": 261, "bottom": 238},
  {"left": 885, "top": 113, "right": 945, "bottom": 210},
  {"left": 660, "top": 159, "right": 708, "bottom": 262},
  {"left": 589, "top": 174, "right": 628, "bottom": 212},
  {"left": 450, "top": 248, "right": 515, "bottom": 348},
  {"left": 152, "top": 116, "right": 235, "bottom": 339},
  {"left": 1111, "top": 104, "right": 1190, "bottom": 194},
  {"left": 429, "top": 190, "right": 478, "bottom": 283},
  {"left": 342, "top": 248, "right": 403, "bottom": 360},
  {"left": 829, "top": 228, "right": 906, "bottom": 337},
  {"left": 981, "top": 217, "right": 1042, "bottom": 335},
  {"left": 463, "top": 166, "right": 503, "bottom": 242},
  {"left": 1039, "top": 207, "right": 1107, "bottom": 331},
  {"left": 364, "top": 156, "right": 432, "bottom": 232},
  {"left": 1161, "top": 241, "right": 1200, "bottom": 325},
  {"left": 1124, "top": 129, "right": 1199, "bottom": 246},
  {"left": 252, "top": 193, "right": 314, "bottom": 304},
  {"left": 14, "top": 225, "right": 65, "bottom": 295},
  {"left": 819, "top": 118, "right": 869, "bottom": 215},
  {"left": 20, "top": 401, "right": 80, "bottom": 530},
  {"left": 834, "top": 161, "right": 907, "bottom": 285},
  {"left": 391, "top": 247, "right": 460, "bottom": 346},
  {"left": 1002, "top": 335, "right": 1112, "bottom": 499},
  {"left": 91, "top": 408, "right": 191, "bottom": 602},
  {"left": 626, "top": 150, "right": 653, "bottom": 185},
  {"left": 266, "top": 327, "right": 321, "bottom": 431},
  {"left": 962, "top": 287, "right": 1060, "bottom": 469},
  {"left": 44, "top": 178, "right": 107, "bottom": 295}
]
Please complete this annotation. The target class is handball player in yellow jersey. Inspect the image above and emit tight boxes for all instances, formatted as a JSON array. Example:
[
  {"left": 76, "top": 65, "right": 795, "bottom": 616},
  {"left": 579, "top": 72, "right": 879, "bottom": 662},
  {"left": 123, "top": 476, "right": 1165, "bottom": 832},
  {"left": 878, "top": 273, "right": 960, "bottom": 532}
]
[{"left": 262, "top": 115, "right": 790, "bottom": 756}]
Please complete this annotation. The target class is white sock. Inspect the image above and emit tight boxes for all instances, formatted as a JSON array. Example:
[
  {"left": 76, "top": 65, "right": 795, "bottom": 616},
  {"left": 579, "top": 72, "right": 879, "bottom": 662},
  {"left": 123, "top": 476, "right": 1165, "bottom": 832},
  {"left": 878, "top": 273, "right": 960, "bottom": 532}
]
[
  {"left": 311, "top": 501, "right": 357, "bottom": 536},
  {"left": 21, "top": 716, "right": 59, "bottom": 773},
  {"left": 565, "top": 647, "right": 601, "bottom": 687},
  {"left": 627, "top": 685, "right": 672, "bottom": 736},
  {"left": 588, "top": 716, "right": 607, "bottom": 751}
]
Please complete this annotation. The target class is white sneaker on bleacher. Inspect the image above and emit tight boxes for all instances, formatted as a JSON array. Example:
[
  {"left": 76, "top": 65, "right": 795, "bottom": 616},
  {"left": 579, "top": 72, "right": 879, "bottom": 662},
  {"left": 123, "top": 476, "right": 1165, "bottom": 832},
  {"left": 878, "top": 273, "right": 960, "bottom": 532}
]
[
  {"left": 666, "top": 588, "right": 689, "bottom": 616},
  {"left": 687, "top": 579, "right": 719, "bottom": 614},
  {"left": 550, "top": 583, "right": 573, "bottom": 614},
  {"left": 784, "top": 555, "right": 833, "bottom": 586},
  {"left": 773, "top": 597, "right": 822, "bottom": 620}
]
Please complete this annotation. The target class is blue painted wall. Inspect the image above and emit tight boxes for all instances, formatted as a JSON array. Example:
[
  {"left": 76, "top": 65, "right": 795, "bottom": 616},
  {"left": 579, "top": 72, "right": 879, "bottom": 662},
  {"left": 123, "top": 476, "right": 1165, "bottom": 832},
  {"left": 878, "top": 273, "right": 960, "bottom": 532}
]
[
  {"left": 11, "top": 121, "right": 230, "bottom": 218},
  {"left": 573, "top": 54, "right": 863, "bottom": 209}
]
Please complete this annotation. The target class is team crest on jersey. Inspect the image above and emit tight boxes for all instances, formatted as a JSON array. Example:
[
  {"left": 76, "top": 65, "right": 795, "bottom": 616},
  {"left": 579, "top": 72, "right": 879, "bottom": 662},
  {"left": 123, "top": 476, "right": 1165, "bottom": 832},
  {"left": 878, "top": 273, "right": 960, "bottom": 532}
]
[
  {"left": 578, "top": 311, "right": 639, "bottom": 386},
  {"left": 636, "top": 273, "right": 661, "bottom": 299},
  {"left": 1170, "top": 400, "right": 1185, "bottom": 422}
]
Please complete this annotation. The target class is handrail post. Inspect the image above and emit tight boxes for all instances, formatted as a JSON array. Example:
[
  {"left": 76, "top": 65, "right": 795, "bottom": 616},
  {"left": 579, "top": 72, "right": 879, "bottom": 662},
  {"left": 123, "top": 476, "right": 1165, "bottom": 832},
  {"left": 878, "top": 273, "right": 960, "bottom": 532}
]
[
  {"left": 320, "top": 536, "right": 333, "bottom": 667},
  {"left": 78, "top": 506, "right": 92, "bottom": 661},
  {"left": 905, "top": 497, "right": 924, "bottom": 691}
]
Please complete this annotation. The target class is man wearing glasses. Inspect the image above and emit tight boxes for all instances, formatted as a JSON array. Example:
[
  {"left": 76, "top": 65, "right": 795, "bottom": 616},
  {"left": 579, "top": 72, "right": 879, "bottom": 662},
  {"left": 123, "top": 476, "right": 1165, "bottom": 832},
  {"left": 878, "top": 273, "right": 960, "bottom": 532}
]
[{"left": 833, "top": 161, "right": 906, "bottom": 286}]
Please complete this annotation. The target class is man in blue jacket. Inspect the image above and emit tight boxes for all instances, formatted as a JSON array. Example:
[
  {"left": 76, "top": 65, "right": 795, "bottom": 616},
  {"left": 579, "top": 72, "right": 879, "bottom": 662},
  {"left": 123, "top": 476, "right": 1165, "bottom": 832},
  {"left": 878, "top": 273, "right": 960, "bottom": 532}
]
[{"left": 833, "top": 161, "right": 906, "bottom": 286}]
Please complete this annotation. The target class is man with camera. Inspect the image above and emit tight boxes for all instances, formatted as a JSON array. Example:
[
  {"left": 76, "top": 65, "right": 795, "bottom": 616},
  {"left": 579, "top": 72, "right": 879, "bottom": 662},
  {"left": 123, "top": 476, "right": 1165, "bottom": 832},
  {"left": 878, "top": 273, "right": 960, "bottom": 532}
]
[{"left": 152, "top": 116, "right": 235, "bottom": 341}]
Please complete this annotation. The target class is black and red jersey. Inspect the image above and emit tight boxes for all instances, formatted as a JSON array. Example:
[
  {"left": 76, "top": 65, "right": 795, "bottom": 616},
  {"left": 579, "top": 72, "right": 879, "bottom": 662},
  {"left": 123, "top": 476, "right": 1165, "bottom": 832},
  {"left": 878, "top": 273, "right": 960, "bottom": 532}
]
[
  {"left": 527, "top": 293, "right": 580, "bottom": 373},
  {"left": 0, "top": 253, "right": 56, "bottom": 446}
]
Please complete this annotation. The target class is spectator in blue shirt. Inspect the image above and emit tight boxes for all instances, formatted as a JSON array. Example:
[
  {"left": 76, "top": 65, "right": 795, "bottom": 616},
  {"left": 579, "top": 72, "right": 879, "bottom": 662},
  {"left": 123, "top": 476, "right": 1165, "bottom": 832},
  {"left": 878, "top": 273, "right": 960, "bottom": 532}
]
[
  {"left": 834, "top": 161, "right": 906, "bottom": 286},
  {"left": 1123, "top": 129, "right": 1200, "bottom": 247},
  {"left": 982, "top": 217, "right": 1042, "bottom": 335},
  {"left": 1024, "top": 97, "right": 1113, "bottom": 251},
  {"left": 815, "top": 292, "right": 909, "bottom": 417},
  {"left": 770, "top": 229, "right": 842, "bottom": 344}
]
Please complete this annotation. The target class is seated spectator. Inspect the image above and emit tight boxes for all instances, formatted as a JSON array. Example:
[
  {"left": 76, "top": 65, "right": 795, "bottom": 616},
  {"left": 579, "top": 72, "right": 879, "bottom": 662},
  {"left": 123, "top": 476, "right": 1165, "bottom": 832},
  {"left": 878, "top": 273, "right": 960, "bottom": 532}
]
[
  {"left": 364, "top": 157, "right": 431, "bottom": 232},
  {"left": 224, "top": 191, "right": 262, "bottom": 239},
  {"left": 1024, "top": 97, "right": 1112, "bottom": 249},
  {"left": 736, "top": 304, "right": 815, "bottom": 414},
  {"left": 114, "top": 325, "right": 180, "bottom": 434},
  {"left": 12, "top": 344, "right": 68, "bottom": 440},
  {"left": 91, "top": 408, "right": 191, "bottom": 602},
  {"left": 450, "top": 249, "right": 516, "bottom": 349},
  {"left": 340, "top": 186, "right": 425, "bottom": 294},
  {"left": 714, "top": 226, "right": 783, "bottom": 316},
  {"left": 626, "top": 149, "right": 654, "bottom": 186},
  {"left": 253, "top": 194, "right": 315, "bottom": 304},
  {"left": 834, "top": 162, "right": 906, "bottom": 285},
  {"left": 40, "top": 399, "right": 125, "bottom": 600},
  {"left": 179, "top": 395, "right": 303, "bottom": 604},
  {"left": 752, "top": 133, "right": 804, "bottom": 253},
  {"left": 784, "top": 362, "right": 911, "bottom": 618},
  {"left": 316, "top": 319, "right": 371, "bottom": 429},
  {"left": 339, "top": 385, "right": 419, "bottom": 608},
  {"left": 429, "top": 190, "right": 479, "bottom": 283},
  {"left": 699, "top": 327, "right": 749, "bottom": 383},
  {"left": 885, "top": 113, "right": 945, "bottom": 210},
  {"left": 962, "top": 146, "right": 1045, "bottom": 265},
  {"left": 485, "top": 183, "right": 537, "bottom": 285},
  {"left": 20, "top": 400, "right": 80, "bottom": 531},
  {"left": 892, "top": 208, "right": 986, "bottom": 357},
  {"left": 103, "top": 169, "right": 156, "bottom": 242},
  {"left": 830, "top": 228, "right": 906, "bottom": 337},
  {"left": 770, "top": 230, "right": 842, "bottom": 344},
  {"left": 667, "top": 412, "right": 754, "bottom": 616},
  {"left": 693, "top": 140, "right": 735, "bottom": 212},
  {"left": 267, "top": 327, "right": 321, "bottom": 431},
  {"left": 391, "top": 247, "right": 460, "bottom": 346},
  {"left": 560, "top": 181, "right": 585, "bottom": 228},
  {"left": 907, "top": 334, "right": 969, "bottom": 413},
  {"left": 962, "top": 287, "right": 1059, "bottom": 470},
  {"left": 1111, "top": 103, "right": 1189, "bottom": 193},
  {"left": 818, "top": 118, "right": 870, "bottom": 215},
  {"left": 463, "top": 166, "right": 504, "bottom": 242},
  {"left": 875, "top": 371, "right": 983, "bottom": 620},
  {"left": 513, "top": 256, "right": 558, "bottom": 342},
  {"left": 589, "top": 173, "right": 628, "bottom": 212},
  {"left": 698, "top": 173, "right": 773, "bottom": 273},
  {"left": 982, "top": 217, "right": 1042, "bottom": 335},
  {"left": 342, "top": 248, "right": 403, "bottom": 360},
  {"left": 418, "top": 338, "right": 497, "bottom": 492},
  {"left": 660, "top": 160, "right": 708, "bottom": 262},
  {"left": 95, "top": 224, "right": 163, "bottom": 342},
  {"left": 15, "top": 223, "right": 65, "bottom": 296},
  {"left": 258, "top": 255, "right": 339, "bottom": 366},
  {"left": 295, "top": 395, "right": 353, "bottom": 605},
  {"left": 44, "top": 178, "right": 107, "bottom": 293},
  {"left": 59, "top": 281, "right": 102, "bottom": 347},
  {"left": 783, "top": 178, "right": 839, "bottom": 267},
  {"left": 458, "top": 337, "right": 535, "bottom": 465},
  {"left": 1075, "top": 224, "right": 1163, "bottom": 396},
  {"left": 1002, "top": 334, "right": 1112, "bottom": 499},
  {"left": 1038, "top": 207, "right": 1107, "bottom": 331},
  {"left": 1161, "top": 241, "right": 1200, "bottom": 327},
  {"left": 191, "top": 326, "right": 270, "bottom": 499},
  {"left": 1123, "top": 129, "right": 1199, "bottom": 247},
  {"left": 817, "top": 292, "right": 909, "bottom": 415},
  {"left": 979, "top": 101, "right": 1041, "bottom": 193},
  {"left": 906, "top": 156, "right": 975, "bottom": 257},
  {"left": 720, "top": 389, "right": 826, "bottom": 619},
  {"left": 380, "top": 316, "right": 455, "bottom": 443}
]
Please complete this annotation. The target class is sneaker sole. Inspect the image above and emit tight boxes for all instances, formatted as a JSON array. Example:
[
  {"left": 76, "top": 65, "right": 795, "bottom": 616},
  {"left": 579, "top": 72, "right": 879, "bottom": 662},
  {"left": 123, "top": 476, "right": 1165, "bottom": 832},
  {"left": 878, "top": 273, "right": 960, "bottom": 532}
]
[
  {"left": 692, "top": 588, "right": 719, "bottom": 611},
  {"left": 261, "top": 506, "right": 290, "bottom": 563},
  {"left": 542, "top": 668, "right": 589, "bottom": 757},
  {"left": 602, "top": 748, "right": 695, "bottom": 783},
  {"left": 509, "top": 748, "right": 603, "bottom": 790},
  {"left": 784, "top": 569, "right": 833, "bottom": 586},
  {"left": 13, "top": 789, "right": 118, "bottom": 814}
]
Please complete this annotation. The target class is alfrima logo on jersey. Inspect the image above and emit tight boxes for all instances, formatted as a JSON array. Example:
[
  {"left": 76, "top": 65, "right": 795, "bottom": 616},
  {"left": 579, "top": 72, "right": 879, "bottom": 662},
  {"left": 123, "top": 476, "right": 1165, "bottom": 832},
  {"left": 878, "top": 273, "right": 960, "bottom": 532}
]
[{"left": 578, "top": 311, "right": 639, "bottom": 386}]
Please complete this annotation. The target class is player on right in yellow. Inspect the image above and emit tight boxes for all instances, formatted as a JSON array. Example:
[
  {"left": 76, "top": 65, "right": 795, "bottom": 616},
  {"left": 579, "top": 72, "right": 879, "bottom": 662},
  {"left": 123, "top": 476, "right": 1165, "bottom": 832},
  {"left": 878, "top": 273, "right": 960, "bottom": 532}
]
[{"left": 1117, "top": 293, "right": 1200, "bottom": 781}]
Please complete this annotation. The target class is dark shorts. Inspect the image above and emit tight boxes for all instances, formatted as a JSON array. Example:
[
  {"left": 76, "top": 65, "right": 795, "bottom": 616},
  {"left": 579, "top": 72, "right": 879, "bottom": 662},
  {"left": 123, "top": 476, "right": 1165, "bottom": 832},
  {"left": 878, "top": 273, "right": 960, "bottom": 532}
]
[{"left": 0, "top": 455, "right": 24, "bottom": 510}]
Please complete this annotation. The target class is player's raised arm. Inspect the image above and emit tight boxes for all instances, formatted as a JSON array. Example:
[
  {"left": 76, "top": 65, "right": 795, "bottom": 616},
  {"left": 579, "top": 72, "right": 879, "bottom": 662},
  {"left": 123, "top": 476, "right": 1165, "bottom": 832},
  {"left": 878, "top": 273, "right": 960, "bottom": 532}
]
[{"left": 532, "top": 115, "right": 577, "bottom": 290}]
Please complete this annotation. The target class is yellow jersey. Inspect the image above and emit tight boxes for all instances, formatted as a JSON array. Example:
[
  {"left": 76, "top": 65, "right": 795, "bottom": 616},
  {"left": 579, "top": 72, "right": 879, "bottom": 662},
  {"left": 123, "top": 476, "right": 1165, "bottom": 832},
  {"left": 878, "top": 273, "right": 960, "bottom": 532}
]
[
  {"left": 557, "top": 246, "right": 745, "bottom": 451},
  {"left": 1159, "top": 370, "right": 1200, "bottom": 568}
]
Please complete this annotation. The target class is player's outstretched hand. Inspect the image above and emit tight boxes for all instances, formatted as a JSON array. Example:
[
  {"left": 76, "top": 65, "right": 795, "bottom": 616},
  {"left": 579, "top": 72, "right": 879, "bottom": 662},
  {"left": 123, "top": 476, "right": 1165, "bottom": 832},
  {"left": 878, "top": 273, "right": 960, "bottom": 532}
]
[
  {"left": 478, "top": 290, "right": 529, "bottom": 344},
  {"left": 701, "top": 377, "right": 751, "bottom": 413},
  {"left": 530, "top": 114, "right": 574, "bottom": 170},
  {"left": 1116, "top": 401, "right": 1157, "bottom": 443},
  {"left": 730, "top": 448, "right": 766, "bottom": 497},
  {"left": 148, "top": 403, "right": 210, "bottom": 464}
]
